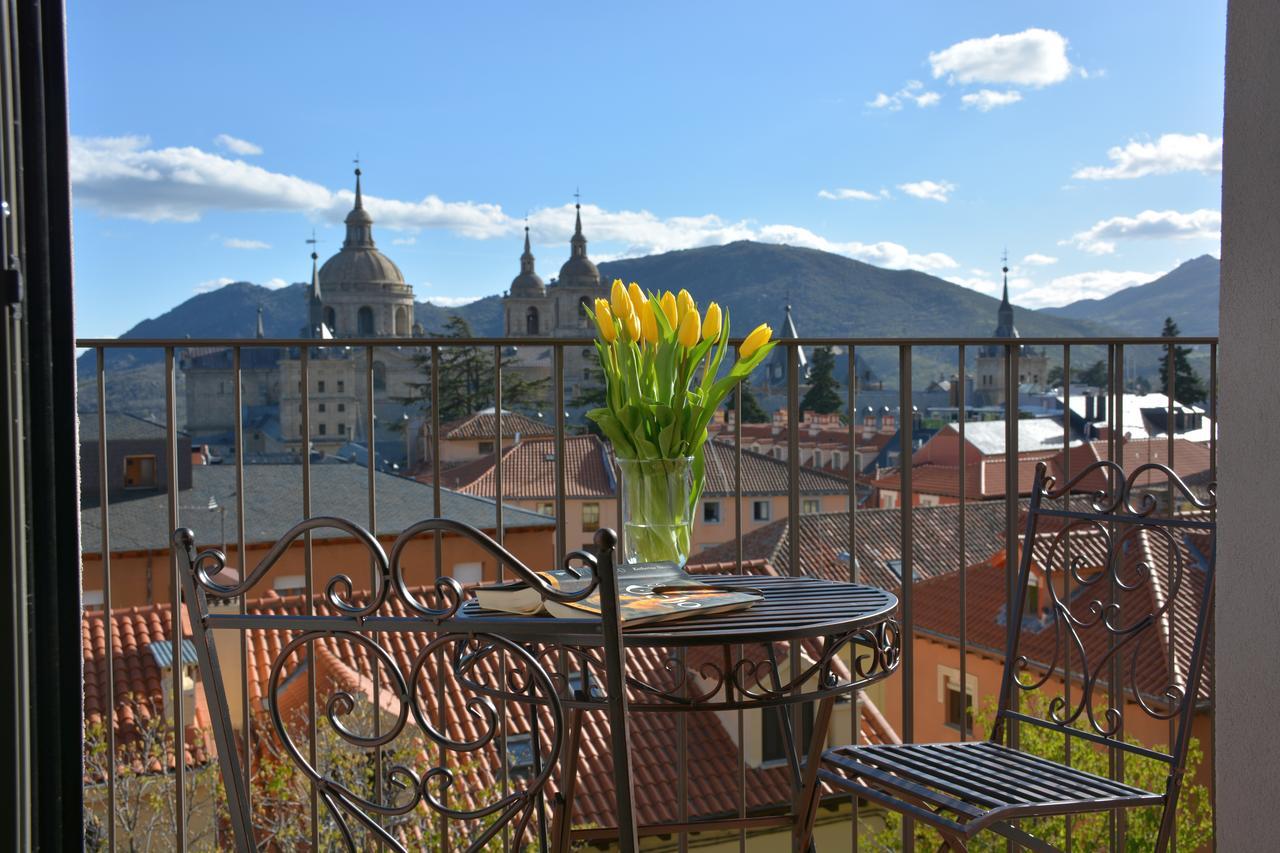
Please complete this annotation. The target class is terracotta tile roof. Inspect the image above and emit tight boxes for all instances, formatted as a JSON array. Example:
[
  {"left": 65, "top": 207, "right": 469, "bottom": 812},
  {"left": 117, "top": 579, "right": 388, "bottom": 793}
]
[
  {"left": 445, "top": 435, "right": 616, "bottom": 500},
  {"left": 702, "top": 439, "right": 850, "bottom": 497},
  {"left": 688, "top": 501, "right": 1014, "bottom": 592},
  {"left": 913, "top": 525, "right": 1213, "bottom": 707},
  {"left": 1050, "top": 439, "right": 1213, "bottom": 493},
  {"left": 441, "top": 410, "right": 552, "bottom": 441},
  {"left": 868, "top": 452, "right": 1061, "bottom": 501},
  {"left": 83, "top": 588, "right": 899, "bottom": 829}
]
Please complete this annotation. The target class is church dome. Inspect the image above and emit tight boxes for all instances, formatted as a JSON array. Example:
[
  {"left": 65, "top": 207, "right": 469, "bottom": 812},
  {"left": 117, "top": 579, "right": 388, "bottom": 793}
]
[
  {"left": 510, "top": 227, "right": 545, "bottom": 296},
  {"left": 556, "top": 204, "right": 600, "bottom": 288},
  {"left": 318, "top": 168, "right": 407, "bottom": 288}
]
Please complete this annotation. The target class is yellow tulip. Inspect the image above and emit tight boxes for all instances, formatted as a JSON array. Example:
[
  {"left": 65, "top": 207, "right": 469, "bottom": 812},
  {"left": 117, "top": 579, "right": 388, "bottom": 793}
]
[
  {"left": 628, "top": 282, "right": 645, "bottom": 317},
  {"left": 610, "top": 279, "right": 631, "bottom": 318},
  {"left": 593, "top": 298, "right": 616, "bottom": 343},
  {"left": 640, "top": 300, "right": 658, "bottom": 344},
  {"left": 660, "top": 291, "right": 679, "bottom": 329},
  {"left": 702, "top": 302, "right": 722, "bottom": 341},
  {"left": 739, "top": 323, "right": 773, "bottom": 359},
  {"left": 624, "top": 309, "right": 642, "bottom": 343},
  {"left": 677, "top": 288, "right": 695, "bottom": 322},
  {"left": 678, "top": 308, "right": 701, "bottom": 347}
]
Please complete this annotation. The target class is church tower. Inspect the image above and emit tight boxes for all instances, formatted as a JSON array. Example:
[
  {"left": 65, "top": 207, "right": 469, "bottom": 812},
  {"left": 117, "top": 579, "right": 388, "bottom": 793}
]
[
  {"left": 504, "top": 226, "right": 548, "bottom": 336},
  {"left": 974, "top": 257, "right": 1048, "bottom": 407}
]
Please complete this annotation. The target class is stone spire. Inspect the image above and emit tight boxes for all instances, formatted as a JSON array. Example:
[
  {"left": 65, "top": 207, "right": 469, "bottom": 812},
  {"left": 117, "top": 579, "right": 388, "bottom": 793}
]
[
  {"left": 993, "top": 257, "right": 1017, "bottom": 339},
  {"left": 343, "top": 167, "right": 375, "bottom": 249},
  {"left": 557, "top": 200, "right": 600, "bottom": 288},
  {"left": 570, "top": 203, "right": 587, "bottom": 257},
  {"left": 256, "top": 304, "right": 265, "bottom": 338},
  {"left": 308, "top": 250, "right": 325, "bottom": 338},
  {"left": 510, "top": 225, "right": 546, "bottom": 296}
]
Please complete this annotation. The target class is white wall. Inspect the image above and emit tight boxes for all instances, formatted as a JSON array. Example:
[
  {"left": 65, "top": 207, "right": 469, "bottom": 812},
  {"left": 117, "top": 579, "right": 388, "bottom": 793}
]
[{"left": 1218, "top": 1, "right": 1280, "bottom": 847}]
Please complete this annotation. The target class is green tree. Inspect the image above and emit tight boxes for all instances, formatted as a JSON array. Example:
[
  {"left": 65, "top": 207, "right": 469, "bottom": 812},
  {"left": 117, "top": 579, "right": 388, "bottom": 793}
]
[
  {"left": 399, "top": 315, "right": 549, "bottom": 423},
  {"left": 725, "top": 382, "right": 769, "bottom": 423},
  {"left": 800, "top": 346, "right": 842, "bottom": 414},
  {"left": 1076, "top": 359, "right": 1110, "bottom": 389},
  {"left": 1158, "top": 317, "right": 1207, "bottom": 404},
  {"left": 569, "top": 358, "right": 607, "bottom": 435},
  {"left": 871, "top": 690, "right": 1214, "bottom": 851}
]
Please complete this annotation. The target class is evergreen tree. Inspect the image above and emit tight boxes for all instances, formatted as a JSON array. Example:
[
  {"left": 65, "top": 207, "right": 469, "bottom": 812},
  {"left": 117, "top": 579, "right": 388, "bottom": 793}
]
[
  {"left": 1158, "top": 317, "right": 1207, "bottom": 404},
  {"left": 725, "top": 383, "right": 768, "bottom": 423},
  {"left": 569, "top": 359, "right": 607, "bottom": 436},
  {"left": 799, "top": 346, "right": 842, "bottom": 414},
  {"left": 397, "top": 316, "right": 549, "bottom": 423},
  {"left": 1076, "top": 359, "right": 1109, "bottom": 389}
]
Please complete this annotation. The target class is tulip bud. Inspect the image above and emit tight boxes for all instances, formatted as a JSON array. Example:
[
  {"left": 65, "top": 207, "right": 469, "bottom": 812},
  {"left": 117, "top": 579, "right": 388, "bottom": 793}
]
[
  {"left": 640, "top": 300, "right": 658, "bottom": 344},
  {"left": 593, "top": 298, "right": 616, "bottom": 343},
  {"left": 611, "top": 279, "right": 631, "bottom": 318},
  {"left": 624, "top": 309, "right": 642, "bottom": 343},
  {"left": 739, "top": 323, "right": 773, "bottom": 359},
  {"left": 660, "top": 291, "right": 679, "bottom": 329},
  {"left": 678, "top": 308, "right": 701, "bottom": 348},
  {"left": 702, "top": 302, "right": 722, "bottom": 341},
  {"left": 677, "top": 288, "right": 695, "bottom": 322},
  {"left": 628, "top": 282, "right": 645, "bottom": 317}
]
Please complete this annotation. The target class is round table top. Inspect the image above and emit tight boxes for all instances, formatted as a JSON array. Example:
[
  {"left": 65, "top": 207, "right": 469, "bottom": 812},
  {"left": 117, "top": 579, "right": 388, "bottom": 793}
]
[{"left": 451, "top": 574, "right": 899, "bottom": 647}]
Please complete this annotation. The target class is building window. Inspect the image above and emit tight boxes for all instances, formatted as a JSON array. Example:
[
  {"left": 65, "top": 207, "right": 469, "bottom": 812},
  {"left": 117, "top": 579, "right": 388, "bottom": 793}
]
[
  {"left": 338, "top": 423, "right": 346, "bottom": 436},
  {"left": 582, "top": 502, "right": 601, "bottom": 532},
  {"left": 450, "top": 562, "right": 483, "bottom": 586},
  {"left": 753, "top": 500, "right": 771, "bottom": 521},
  {"left": 273, "top": 575, "right": 306, "bottom": 596},
  {"left": 526, "top": 306, "right": 540, "bottom": 335},
  {"left": 323, "top": 306, "right": 336, "bottom": 332},
  {"left": 506, "top": 733, "right": 534, "bottom": 782},
  {"left": 703, "top": 501, "right": 722, "bottom": 524},
  {"left": 538, "top": 501, "right": 555, "bottom": 516},
  {"left": 318, "top": 402, "right": 326, "bottom": 413},
  {"left": 358, "top": 306, "right": 375, "bottom": 335},
  {"left": 123, "top": 455, "right": 158, "bottom": 489},
  {"left": 478, "top": 441, "right": 495, "bottom": 455},
  {"left": 337, "top": 380, "right": 345, "bottom": 393},
  {"left": 1024, "top": 576, "right": 1040, "bottom": 616},
  {"left": 337, "top": 403, "right": 345, "bottom": 413},
  {"left": 946, "top": 685, "right": 974, "bottom": 735},
  {"left": 82, "top": 589, "right": 104, "bottom": 611},
  {"left": 802, "top": 498, "right": 821, "bottom": 515},
  {"left": 372, "top": 361, "right": 386, "bottom": 391},
  {"left": 318, "top": 423, "right": 327, "bottom": 436},
  {"left": 318, "top": 380, "right": 325, "bottom": 393},
  {"left": 763, "top": 703, "right": 814, "bottom": 765},
  {"left": 583, "top": 368, "right": 591, "bottom": 380}
]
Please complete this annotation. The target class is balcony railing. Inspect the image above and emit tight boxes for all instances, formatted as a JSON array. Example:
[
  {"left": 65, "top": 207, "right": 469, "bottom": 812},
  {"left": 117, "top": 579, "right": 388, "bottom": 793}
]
[{"left": 76, "top": 333, "right": 1218, "bottom": 851}]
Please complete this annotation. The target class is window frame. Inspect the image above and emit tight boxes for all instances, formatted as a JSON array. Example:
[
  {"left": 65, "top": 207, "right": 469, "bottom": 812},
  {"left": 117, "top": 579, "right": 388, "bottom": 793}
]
[
  {"left": 581, "top": 501, "right": 601, "bottom": 533},
  {"left": 122, "top": 454, "right": 158, "bottom": 490},
  {"left": 702, "top": 500, "right": 723, "bottom": 524},
  {"left": 753, "top": 499, "right": 771, "bottom": 522}
]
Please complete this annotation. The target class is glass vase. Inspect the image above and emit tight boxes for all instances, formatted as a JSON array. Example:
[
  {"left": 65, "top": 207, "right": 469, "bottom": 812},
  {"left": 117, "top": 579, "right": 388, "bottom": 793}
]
[{"left": 616, "top": 456, "right": 694, "bottom": 567}]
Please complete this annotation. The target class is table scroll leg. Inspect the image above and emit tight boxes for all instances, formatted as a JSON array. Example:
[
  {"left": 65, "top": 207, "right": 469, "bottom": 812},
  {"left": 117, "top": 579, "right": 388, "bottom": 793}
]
[
  {"left": 795, "top": 695, "right": 836, "bottom": 850},
  {"left": 551, "top": 707, "right": 584, "bottom": 853}
]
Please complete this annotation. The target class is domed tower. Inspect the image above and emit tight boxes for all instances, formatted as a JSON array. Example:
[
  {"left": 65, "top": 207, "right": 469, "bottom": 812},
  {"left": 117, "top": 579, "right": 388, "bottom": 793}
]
[
  {"left": 552, "top": 203, "right": 602, "bottom": 334},
  {"left": 504, "top": 226, "right": 548, "bottom": 336},
  {"left": 317, "top": 168, "right": 415, "bottom": 337}
]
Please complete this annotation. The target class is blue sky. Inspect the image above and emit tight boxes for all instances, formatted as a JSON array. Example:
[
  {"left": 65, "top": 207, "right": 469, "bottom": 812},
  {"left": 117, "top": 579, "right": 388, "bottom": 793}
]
[{"left": 69, "top": 1, "right": 1226, "bottom": 339}]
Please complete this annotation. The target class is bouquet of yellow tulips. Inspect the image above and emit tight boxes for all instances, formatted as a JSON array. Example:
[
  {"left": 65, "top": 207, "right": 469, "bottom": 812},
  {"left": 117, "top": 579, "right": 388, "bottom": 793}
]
[{"left": 586, "top": 279, "right": 775, "bottom": 565}]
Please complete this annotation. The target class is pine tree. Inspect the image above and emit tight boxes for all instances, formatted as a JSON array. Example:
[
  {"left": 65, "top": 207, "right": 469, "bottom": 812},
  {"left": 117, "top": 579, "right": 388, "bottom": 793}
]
[
  {"left": 800, "top": 346, "right": 842, "bottom": 414},
  {"left": 397, "top": 316, "right": 549, "bottom": 423},
  {"left": 1158, "top": 317, "right": 1207, "bottom": 404},
  {"left": 726, "top": 383, "right": 768, "bottom": 423}
]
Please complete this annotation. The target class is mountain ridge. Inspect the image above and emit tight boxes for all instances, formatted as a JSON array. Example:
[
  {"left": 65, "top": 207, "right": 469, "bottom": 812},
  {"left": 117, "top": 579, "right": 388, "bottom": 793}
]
[{"left": 1040, "top": 254, "right": 1219, "bottom": 337}]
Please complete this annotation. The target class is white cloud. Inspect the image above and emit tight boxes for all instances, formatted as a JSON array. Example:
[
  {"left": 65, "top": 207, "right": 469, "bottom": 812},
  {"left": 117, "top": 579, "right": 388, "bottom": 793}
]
[
  {"left": 213, "top": 134, "right": 263, "bottom": 156},
  {"left": 929, "top": 28, "right": 1072, "bottom": 87},
  {"left": 1015, "top": 270, "right": 1160, "bottom": 308},
  {"left": 1066, "top": 208, "right": 1221, "bottom": 254},
  {"left": 193, "top": 276, "right": 234, "bottom": 293},
  {"left": 818, "top": 187, "right": 888, "bottom": 201},
  {"left": 224, "top": 237, "right": 270, "bottom": 250},
  {"left": 73, "top": 135, "right": 959, "bottom": 274},
  {"left": 947, "top": 275, "right": 1002, "bottom": 296},
  {"left": 391, "top": 236, "right": 418, "bottom": 245},
  {"left": 1072, "top": 132, "right": 1222, "bottom": 180},
  {"left": 263, "top": 278, "right": 289, "bottom": 290},
  {"left": 960, "top": 89, "right": 1023, "bottom": 111},
  {"left": 425, "top": 296, "right": 483, "bottom": 308},
  {"left": 867, "top": 79, "right": 942, "bottom": 111},
  {"left": 1022, "top": 253, "right": 1058, "bottom": 266},
  {"left": 897, "top": 180, "right": 956, "bottom": 202}
]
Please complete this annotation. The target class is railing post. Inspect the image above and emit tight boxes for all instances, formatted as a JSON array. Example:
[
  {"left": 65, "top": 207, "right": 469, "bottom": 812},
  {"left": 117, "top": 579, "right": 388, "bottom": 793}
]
[{"left": 592, "top": 528, "right": 638, "bottom": 851}]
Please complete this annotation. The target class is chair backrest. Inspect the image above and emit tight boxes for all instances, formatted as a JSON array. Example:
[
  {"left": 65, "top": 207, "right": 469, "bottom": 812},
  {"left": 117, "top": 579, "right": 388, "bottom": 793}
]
[
  {"left": 174, "top": 516, "right": 606, "bottom": 853},
  {"left": 993, "top": 459, "right": 1215, "bottom": 773}
]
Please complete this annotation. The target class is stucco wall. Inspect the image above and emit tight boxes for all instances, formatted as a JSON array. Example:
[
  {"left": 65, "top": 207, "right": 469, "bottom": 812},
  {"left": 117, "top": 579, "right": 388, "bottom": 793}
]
[{"left": 1218, "top": 1, "right": 1280, "bottom": 846}]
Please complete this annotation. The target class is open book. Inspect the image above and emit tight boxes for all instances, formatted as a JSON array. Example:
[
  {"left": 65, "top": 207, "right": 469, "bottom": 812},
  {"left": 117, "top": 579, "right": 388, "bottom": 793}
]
[{"left": 473, "top": 562, "right": 763, "bottom": 627}]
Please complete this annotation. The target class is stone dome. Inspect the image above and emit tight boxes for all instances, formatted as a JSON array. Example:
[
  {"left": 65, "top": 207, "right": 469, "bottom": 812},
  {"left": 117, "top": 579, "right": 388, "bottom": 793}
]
[
  {"left": 557, "top": 204, "right": 600, "bottom": 288},
  {"left": 317, "top": 168, "right": 406, "bottom": 288},
  {"left": 510, "top": 227, "right": 545, "bottom": 296}
]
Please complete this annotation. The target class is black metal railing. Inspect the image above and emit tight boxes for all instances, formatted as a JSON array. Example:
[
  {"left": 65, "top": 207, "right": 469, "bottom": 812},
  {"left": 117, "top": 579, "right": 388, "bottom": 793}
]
[{"left": 76, "top": 333, "right": 1217, "bottom": 851}]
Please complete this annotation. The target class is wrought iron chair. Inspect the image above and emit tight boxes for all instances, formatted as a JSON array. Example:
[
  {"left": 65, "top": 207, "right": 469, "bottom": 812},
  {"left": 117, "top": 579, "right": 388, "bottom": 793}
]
[
  {"left": 797, "top": 460, "right": 1216, "bottom": 852},
  {"left": 175, "top": 517, "right": 635, "bottom": 853}
]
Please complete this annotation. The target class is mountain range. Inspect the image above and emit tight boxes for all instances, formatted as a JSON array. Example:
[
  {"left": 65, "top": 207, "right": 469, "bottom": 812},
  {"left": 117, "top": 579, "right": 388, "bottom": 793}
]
[{"left": 1042, "top": 254, "right": 1219, "bottom": 337}]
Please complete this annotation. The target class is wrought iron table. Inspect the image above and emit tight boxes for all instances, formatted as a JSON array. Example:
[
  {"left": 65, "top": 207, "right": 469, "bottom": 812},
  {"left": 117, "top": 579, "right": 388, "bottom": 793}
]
[{"left": 447, "top": 573, "right": 902, "bottom": 850}]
